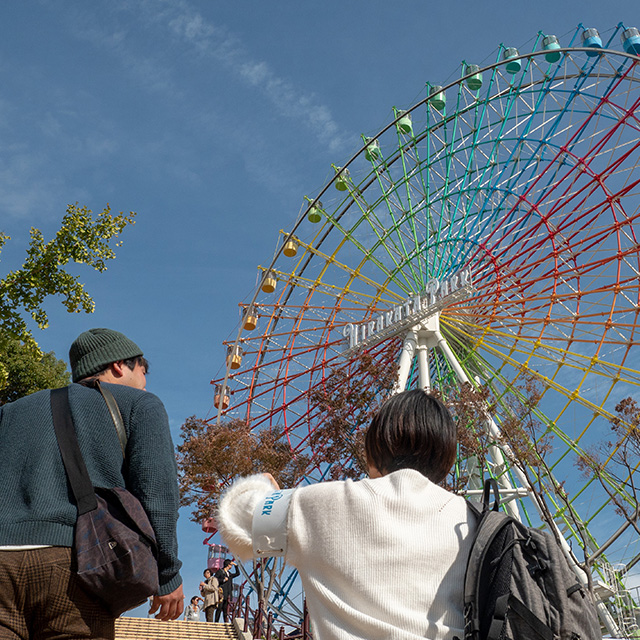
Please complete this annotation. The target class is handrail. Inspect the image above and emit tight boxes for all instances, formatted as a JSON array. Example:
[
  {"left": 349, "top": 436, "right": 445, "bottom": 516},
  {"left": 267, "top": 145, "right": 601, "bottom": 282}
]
[{"left": 230, "top": 589, "right": 311, "bottom": 639}]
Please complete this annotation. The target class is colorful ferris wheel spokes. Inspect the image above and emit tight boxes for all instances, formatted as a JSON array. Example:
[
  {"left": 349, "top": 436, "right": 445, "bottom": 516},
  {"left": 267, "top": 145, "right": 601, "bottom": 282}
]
[{"left": 212, "top": 25, "right": 640, "bottom": 635}]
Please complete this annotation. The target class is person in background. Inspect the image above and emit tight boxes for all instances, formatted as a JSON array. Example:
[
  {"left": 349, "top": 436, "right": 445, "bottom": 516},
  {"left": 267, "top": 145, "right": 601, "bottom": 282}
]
[
  {"left": 215, "top": 389, "right": 476, "bottom": 640},
  {"left": 199, "top": 568, "right": 220, "bottom": 622},
  {"left": 0, "top": 328, "right": 184, "bottom": 639},
  {"left": 215, "top": 559, "right": 240, "bottom": 622},
  {"left": 184, "top": 596, "right": 203, "bottom": 621}
]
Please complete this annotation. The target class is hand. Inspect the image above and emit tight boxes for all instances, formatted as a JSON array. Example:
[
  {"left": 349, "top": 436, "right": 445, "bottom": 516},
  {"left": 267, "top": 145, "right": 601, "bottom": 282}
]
[
  {"left": 263, "top": 472, "right": 280, "bottom": 490},
  {"left": 148, "top": 584, "right": 184, "bottom": 621}
]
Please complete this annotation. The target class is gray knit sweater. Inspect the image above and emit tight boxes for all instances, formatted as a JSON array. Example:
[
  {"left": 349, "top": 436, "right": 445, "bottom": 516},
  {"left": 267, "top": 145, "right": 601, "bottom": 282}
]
[{"left": 0, "top": 382, "right": 182, "bottom": 595}]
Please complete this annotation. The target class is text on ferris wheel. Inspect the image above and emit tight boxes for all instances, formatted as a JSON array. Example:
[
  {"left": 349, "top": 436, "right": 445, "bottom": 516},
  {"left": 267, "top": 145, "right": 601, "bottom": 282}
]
[{"left": 342, "top": 269, "right": 473, "bottom": 352}]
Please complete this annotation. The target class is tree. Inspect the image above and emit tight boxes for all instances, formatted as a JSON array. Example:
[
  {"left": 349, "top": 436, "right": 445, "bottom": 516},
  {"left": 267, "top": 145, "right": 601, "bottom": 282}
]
[
  {"left": 307, "top": 341, "right": 399, "bottom": 480},
  {"left": 573, "top": 397, "right": 640, "bottom": 601},
  {"left": 177, "top": 416, "right": 309, "bottom": 523},
  {"left": 448, "top": 377, "right": 596, "bottom": 579},
  {"left": 577, "top": 397, "right": 640, "bottom": 538},
  {"left": 0, "top": 338, "right": 69, "bottom": 404},
  {"left": 0, "top": 203, "right": 136, "bottom": 400},
  {"left": 176, "top": 341, "right": 400, "bottom": 522},
  {"left": 1, "top": 202, "right": 136, "bottom": 341}
]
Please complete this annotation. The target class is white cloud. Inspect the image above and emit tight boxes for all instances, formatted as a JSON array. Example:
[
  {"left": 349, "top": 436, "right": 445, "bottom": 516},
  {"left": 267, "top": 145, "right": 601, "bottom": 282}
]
[
  {"left": 239, "top": 61, "right": 270, "bottom": 86},
  {"left": 168, "top": 11, "right": 215, "bottom": 43},
  {"left": 148, "top": 0, "right": 347, "bottom": 152},
  {"left": 37, "top": 0, "right": 349, "bottom": 205}
]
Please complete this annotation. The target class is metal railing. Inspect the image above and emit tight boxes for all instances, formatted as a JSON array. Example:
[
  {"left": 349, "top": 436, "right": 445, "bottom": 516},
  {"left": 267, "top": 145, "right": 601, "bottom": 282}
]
[{"left": 228, "top": 587, "right": 311, "bottom": 639}]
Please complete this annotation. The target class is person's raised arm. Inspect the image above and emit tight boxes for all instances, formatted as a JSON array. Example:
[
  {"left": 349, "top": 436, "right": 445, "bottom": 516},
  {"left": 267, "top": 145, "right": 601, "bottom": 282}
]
[{"left": 216, "top": 474, "right": 282, "bottom": 561}]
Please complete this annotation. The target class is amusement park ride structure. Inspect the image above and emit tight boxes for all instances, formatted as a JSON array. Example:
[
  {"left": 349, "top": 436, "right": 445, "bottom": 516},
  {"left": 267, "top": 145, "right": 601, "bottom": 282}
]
[{"left": 205, "top": 24, "right": 640, "bottom": 638}]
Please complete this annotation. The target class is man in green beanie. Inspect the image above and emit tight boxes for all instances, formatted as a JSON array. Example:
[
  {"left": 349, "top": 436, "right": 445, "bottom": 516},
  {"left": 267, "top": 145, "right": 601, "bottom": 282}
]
[{"left": 0, "top": 328, "right": 184, "bottom": 639}]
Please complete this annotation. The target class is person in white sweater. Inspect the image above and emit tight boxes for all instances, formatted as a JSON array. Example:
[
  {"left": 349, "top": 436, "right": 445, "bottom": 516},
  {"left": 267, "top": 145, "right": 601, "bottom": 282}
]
[{"left": 216, "top": 389, "right": 476, "bottom": 640}]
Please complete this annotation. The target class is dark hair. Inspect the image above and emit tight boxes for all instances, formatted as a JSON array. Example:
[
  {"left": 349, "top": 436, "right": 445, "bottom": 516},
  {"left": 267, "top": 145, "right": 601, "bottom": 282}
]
[
  {"left": 190, "top": 596, "right": 199, "bottom": 604},
  {"left": 123, "top": 355, "right": 149, "bottom": 373},
  {"left": 364, "top": 389, "right": 457, "bottom": 483},
  {"left": 122, "top": 356, "right": 147, "bottom": 372},
  {"left": 203, "top": 568, "right": 211, "bottom": 577},
  {"left": 223, "top": 558, "right": 232, "bottom": 567}
]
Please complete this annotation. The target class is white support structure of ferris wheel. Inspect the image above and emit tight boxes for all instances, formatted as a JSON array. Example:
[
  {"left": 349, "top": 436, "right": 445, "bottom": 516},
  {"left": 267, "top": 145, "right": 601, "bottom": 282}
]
[{"left": 394, "top": 314, "right": 621, "bottom": 636}]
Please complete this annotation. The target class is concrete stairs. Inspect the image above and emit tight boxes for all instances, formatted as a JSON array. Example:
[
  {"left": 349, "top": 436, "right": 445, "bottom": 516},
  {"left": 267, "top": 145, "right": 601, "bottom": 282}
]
[{"left": 115, "top": 617, "right": 247, "bottom": 640}]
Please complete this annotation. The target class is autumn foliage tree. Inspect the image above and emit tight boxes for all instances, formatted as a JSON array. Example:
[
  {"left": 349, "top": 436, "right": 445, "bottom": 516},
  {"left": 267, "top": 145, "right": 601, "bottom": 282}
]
[
  {"left": 449, "top": 379, "right": 570, "bottom": 512},
  {"left": 178, "top": 333, "right": 637, "bottom": 573},
  {"left": 448, "top": 376, "right": 596, "bottom": 574},
  {"left": 578, "top": 396, "right": 640, "bottom": 539},
  {"left": 177, "top": 342, "right": 400, "bottom": 522},
  {"left": 307, "top": 341, "right": 399, "bottom": 480},
  {"left": 177, "top": 417, "right": 309, "bottom": 522}
]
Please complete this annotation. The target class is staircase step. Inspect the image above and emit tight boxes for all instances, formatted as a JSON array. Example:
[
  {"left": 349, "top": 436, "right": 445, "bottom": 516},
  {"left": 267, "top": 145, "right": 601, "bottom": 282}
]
[{"left": 115, "top": 617, "right": 240, "bottom": 640}]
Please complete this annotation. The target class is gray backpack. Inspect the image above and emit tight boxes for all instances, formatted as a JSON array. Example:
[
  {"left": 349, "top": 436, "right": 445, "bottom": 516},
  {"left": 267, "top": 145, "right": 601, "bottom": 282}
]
[{"left": 457, "top": 480, "right": 601, "bottom": 640}]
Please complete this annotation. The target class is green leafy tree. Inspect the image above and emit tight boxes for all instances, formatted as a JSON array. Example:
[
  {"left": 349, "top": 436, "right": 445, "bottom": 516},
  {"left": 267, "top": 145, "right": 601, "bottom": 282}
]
[
  {"left": 0, "top": 203, "right": 136, "bottom": 400},
  {"left": 0, "top": 338, "right": 70, "bottom": 404}
]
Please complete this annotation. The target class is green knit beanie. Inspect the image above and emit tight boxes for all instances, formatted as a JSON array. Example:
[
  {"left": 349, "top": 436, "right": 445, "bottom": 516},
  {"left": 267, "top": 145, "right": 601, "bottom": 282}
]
[{"left": 69, "top": 328, "right": 144, "bottom": 382}]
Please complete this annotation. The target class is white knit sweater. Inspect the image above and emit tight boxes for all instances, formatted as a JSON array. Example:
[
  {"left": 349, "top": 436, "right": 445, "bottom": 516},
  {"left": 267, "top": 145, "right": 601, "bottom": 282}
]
[{"left": 217, "top": 470, "right": 476, "bottom": 640}]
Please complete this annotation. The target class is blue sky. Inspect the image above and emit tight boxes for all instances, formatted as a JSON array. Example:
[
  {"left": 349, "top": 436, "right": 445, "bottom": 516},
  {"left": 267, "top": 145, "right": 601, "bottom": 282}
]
[{"left": 2, "top": 0, "right": 639, "bottom": 617}]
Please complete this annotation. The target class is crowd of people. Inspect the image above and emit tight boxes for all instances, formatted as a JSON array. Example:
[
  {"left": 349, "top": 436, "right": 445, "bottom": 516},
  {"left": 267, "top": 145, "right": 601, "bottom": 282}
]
[
  {"left": 183, "top": 559, "right": 240, "bottom": 622},
  {"left": 0, "top": 326, "right": 481, "bottom": 640}
]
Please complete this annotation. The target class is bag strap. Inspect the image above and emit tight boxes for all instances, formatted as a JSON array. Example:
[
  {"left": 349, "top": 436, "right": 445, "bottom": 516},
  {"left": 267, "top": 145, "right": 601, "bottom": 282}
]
[
  {"left": 482, "top": 478, "right": 501, "bottom": 513},
  {"left": 50, "top": 382, "right": 128, "bottom": 515},
  {"left": 79, "top": 378, "right": 127, "bottom": 457},
  {"left": 50, "top": 386, "right": 98, "bottom": 515},
  {"left": 95, "top": 380, "right": 127, "bottom": 457}
]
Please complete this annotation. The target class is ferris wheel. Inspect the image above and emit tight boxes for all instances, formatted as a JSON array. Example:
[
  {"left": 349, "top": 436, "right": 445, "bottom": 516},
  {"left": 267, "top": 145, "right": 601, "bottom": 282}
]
[{"left": 211, "top": 24, "right": 640, "bottom": 637}]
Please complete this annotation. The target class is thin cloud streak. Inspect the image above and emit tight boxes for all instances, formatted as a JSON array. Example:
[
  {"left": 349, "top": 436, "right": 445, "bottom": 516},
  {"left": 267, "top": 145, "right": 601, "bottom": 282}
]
[{"left": 158, "top": 0, "right": 347, "bottom": 153}]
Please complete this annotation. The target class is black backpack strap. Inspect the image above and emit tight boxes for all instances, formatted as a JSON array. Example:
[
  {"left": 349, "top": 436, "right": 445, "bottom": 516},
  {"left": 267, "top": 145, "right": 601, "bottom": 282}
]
[
  {"left": 462, "top": 495, "right": 514, "bottom": 640},
  {"left": 482, "top": 478, "right": 501, "bottom": 513},
  {"left": 488, "top": 594, "right": 554, "bottom": 640},
  {"left": 464, "top": 510, "right": 512, "bottom": 602},
  {"left": 50, "top": 387, "right": 97, "bottom": 515}
]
